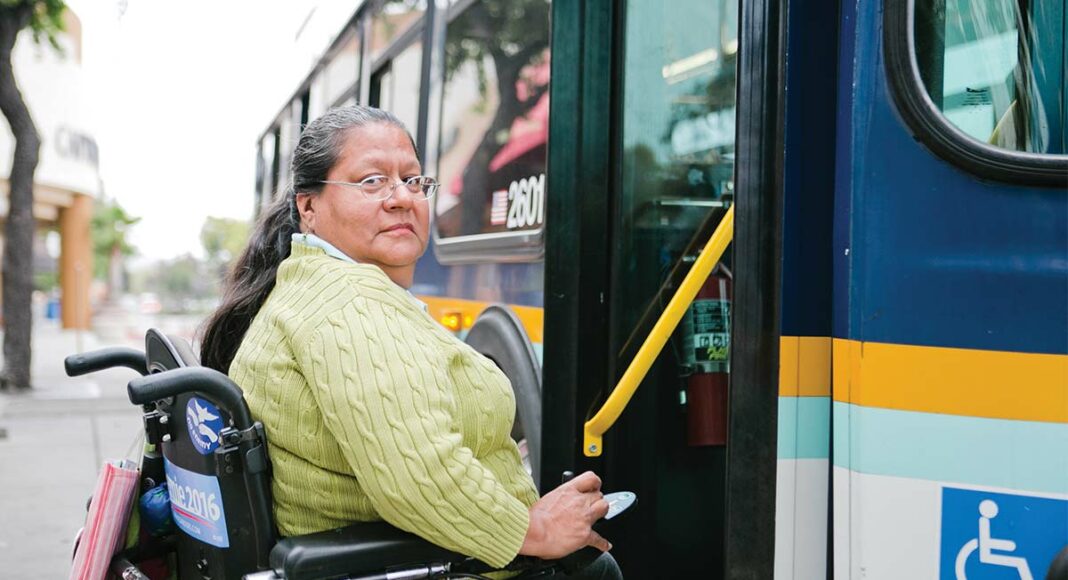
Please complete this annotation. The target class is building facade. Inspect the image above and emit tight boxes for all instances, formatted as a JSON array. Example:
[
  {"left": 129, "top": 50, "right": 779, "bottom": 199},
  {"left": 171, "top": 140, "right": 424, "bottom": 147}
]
[{"left": 0, "top": 8, "right": 98, "bottom": 329}]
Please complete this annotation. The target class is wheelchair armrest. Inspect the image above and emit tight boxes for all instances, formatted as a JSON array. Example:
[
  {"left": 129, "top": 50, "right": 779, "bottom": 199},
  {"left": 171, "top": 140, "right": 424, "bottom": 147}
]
[{"left": 269, "top": 521, "right": 470, "bottom": 580}]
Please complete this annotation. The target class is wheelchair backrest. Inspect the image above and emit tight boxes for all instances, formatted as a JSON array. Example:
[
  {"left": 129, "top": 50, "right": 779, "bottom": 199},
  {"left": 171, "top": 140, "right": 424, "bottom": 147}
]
[
  {"left": 146, "top": 329, "right": 200, "bottom": 372},
  {"left": 142, "top": 329, "right": 275, "bottom": 579}
]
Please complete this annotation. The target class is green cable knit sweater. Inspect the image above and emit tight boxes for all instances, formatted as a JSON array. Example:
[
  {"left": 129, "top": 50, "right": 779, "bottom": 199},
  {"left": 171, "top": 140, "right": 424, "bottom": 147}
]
[{"left": 229, "top": 242, "right": 539, "bottom": 568}]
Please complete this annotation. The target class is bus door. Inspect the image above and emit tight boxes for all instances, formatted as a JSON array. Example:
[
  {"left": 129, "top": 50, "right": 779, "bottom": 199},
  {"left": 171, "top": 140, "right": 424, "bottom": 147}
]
[{"left": 543, "top": 0, "right": 784, "bottom": 577}]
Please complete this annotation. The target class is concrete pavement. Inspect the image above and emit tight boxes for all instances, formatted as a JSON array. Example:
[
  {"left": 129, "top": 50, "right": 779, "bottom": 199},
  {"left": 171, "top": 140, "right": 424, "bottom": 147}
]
[{"left": 0, "top": 314, "right": 199, "bottom": 578}]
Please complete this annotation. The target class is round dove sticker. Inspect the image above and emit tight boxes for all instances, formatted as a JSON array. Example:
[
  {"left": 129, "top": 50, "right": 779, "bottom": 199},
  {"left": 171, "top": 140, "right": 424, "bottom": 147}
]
[{"left": 186, "top": 397, "right": 225, "bottom": 455}]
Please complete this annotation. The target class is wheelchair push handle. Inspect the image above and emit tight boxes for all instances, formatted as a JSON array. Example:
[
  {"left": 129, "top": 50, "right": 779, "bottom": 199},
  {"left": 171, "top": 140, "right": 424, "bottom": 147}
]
[
  {"left": 128, "top": 367, "right": 254, "bottom": 429},
  {"left": 65, "top": 347, "right": 148, "bottom": 377}
]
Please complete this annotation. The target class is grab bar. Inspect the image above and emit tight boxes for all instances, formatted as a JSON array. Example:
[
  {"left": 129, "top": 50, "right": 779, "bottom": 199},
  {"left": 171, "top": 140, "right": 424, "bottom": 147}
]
[{"left": 583, "top": 204, "right": 734, "bottom": 456}]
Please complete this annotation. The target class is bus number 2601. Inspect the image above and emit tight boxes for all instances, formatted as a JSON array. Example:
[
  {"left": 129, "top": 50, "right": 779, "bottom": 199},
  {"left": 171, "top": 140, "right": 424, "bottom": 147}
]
[{"left": 506, "top": 174, "right": 546, "bottom": 230}]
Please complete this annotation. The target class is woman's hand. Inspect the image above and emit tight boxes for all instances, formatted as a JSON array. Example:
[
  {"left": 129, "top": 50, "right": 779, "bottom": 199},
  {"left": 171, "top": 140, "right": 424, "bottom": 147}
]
[{"left": 519, "top": 471, "right": 612, "bottom": 559}]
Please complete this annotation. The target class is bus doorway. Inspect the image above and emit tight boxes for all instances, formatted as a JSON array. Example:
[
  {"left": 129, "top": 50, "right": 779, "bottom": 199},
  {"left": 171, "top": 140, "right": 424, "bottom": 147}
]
[{"left": 542, "top": 0, "right": 784, "bottom": 577}]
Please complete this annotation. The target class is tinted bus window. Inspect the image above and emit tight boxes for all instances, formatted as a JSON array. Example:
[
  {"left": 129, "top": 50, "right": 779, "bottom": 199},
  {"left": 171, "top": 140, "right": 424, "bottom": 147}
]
[
  {"left": 256, "top": 132, "right": 275, "bottom": 210},
  {"left": 276, "top": 101, "right": 301, "bottom": 191},
  {"left": 369, "top": 0, "right": 426, "bottom": 65},
  {"left": 370, "top": 40, "right": 423, "bottom": 136},
  {"left": 914, "top": 0, "right": 1066, "bottom": 154},
  {"left": 311, "top": 29, "right": 361, "bottom": 115},
  {"left": 613, "top": 0, "right": 737, "bottom": 349},
  {"left": 434, "top": 0, "right": 551, "bottom": 240}
]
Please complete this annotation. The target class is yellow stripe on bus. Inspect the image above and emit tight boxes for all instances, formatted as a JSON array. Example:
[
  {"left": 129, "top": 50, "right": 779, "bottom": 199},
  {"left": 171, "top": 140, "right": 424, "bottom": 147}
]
[
  {"left": 416, "top": 295, "right": 545, "bottom": 344},
  {"left": 415, "top": 306, "right": 1064, "bottom": 424},
  {"left": 779, "top": 336, "right": 832, "bottom": 397},
  {"left": 831, "top": 339, "right": 1068, "bottom": 424}
]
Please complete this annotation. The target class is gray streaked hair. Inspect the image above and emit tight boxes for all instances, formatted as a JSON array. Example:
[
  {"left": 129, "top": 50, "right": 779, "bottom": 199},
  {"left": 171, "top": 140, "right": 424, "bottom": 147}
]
[{"left": 199, "top": 105, "right": 415, "bottom": 373}]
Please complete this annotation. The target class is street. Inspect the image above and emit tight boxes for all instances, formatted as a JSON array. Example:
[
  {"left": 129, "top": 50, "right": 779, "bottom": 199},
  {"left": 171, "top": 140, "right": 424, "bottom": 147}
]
[{"left": 0, "top": 313, "right": 201, "bottom": 577}]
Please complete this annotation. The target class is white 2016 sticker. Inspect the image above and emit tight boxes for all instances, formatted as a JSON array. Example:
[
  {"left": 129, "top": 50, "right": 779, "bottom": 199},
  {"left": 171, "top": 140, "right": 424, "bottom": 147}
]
[{"left": 164, "top": 459, "right": 229, "bottom": 548}]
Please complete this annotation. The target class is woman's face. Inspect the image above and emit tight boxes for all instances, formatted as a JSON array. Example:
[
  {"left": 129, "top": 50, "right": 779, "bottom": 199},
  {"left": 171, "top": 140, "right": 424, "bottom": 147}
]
[{"left": 298, "top": 122, "right": 429, "bottom": 288}]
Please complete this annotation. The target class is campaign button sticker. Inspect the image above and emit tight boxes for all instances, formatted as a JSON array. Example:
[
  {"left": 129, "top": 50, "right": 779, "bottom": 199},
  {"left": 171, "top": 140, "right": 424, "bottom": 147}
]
[
  {"left": 186, "top": 396, "right": 224, "bottom": 455},
  {"left": 164, "top": 459, "right": 229, "bottom": 548},
  {"left": 940, "top": 486, "right": 1067, "bottom": 580}
]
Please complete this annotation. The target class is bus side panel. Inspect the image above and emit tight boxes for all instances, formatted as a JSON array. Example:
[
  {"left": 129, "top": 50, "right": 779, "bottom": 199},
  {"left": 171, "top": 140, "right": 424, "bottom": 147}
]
[{"left": 833, "top": 0, "right": 1068, "bottom": 578}]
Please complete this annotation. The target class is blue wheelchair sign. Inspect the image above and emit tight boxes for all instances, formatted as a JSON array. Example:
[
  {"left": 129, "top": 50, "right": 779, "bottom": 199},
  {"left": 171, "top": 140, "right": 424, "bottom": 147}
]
[{"left": 941, "top": 487, "right": 1068, "bottom": 580}]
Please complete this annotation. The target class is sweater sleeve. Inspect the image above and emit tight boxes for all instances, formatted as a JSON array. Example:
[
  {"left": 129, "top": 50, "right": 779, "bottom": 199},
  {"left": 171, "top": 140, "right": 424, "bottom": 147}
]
[{"left": 296, "top": 292, "right": 530, "bottom": 568}]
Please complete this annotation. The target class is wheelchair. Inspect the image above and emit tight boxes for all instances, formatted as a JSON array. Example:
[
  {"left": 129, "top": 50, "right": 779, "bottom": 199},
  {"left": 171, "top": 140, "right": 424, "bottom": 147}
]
[{"left": 65, "top": 329, "right": 609, "bottom": 580}]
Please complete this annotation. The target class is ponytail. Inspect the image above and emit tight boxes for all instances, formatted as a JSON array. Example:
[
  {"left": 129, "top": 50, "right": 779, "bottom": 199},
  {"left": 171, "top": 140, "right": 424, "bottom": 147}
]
[{"left": 199, "top": 187, "right": 300, "bottom": 373}]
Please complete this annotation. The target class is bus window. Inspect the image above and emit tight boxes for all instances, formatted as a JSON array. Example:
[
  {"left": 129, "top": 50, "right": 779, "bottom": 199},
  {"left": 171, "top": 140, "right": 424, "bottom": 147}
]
[
  {"left": 614, "top": 0, "right": 737, "bottom": 314},
  {"left": 256, "top": 131, "right": 276, "bottom": 210},
  {"left": 914, "top": 0, "right": 1066, "bottom": 154},
  {"left": 434, "top": 0, "right": 551, "bottom": 241},
  {"left": 276, "top": 100, "right": 301, "bottom": 191},
  {"left": 368, "top": 0, "right": 427, "bottom": 66},
  {"left": 311, "top": 28, "right": 361, "bottom": 116},
  {"left": 370, "top": 40, "right": 423, "bottom": 140}
]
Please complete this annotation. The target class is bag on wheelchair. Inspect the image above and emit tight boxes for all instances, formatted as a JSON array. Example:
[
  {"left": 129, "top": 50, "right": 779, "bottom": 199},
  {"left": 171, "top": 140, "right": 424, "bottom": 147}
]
[{"left": 70, "top": 459, "right": 140, "bottom": 580}]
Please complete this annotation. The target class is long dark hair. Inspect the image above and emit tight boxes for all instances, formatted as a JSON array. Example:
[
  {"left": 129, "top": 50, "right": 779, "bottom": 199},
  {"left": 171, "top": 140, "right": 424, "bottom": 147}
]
[{"left": 200, "top": 105, "right": 412, "bottom": 373}]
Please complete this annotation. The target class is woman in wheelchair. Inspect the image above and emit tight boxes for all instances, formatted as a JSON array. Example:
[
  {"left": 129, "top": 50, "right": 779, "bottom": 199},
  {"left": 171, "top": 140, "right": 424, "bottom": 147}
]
[{"left": 198, "top": 105, "right": 622, "bottom": 579}]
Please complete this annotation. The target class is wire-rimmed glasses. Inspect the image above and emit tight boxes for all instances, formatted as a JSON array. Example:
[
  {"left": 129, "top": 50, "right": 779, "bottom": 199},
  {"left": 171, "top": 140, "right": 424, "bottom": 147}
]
[{"left": 320, "top": 175, "right": 440, "bottom": 201}]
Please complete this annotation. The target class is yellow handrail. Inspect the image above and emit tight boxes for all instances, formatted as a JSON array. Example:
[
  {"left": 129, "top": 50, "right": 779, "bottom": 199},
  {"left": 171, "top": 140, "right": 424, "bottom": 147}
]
[{"left": 583, "top": 204, "right": 735, "bottom": 456}]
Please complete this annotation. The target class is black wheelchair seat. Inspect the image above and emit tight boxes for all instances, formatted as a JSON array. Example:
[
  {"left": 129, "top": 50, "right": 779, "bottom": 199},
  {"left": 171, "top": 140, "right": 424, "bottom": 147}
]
[{"left": 265, "top": 521, "right": 467, "bottom": 580}]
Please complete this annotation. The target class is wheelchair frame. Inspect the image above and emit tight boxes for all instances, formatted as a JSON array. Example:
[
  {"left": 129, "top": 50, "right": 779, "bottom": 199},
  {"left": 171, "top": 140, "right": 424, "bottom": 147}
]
[{"left": 66, "top": 329, "right": 601, "bottom": 580}]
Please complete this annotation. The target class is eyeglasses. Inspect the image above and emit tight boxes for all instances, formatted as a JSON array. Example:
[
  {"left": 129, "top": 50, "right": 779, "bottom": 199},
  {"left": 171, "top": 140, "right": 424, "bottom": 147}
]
[{"left": 320, "top": 175, "right": 439, "bottom": 201}]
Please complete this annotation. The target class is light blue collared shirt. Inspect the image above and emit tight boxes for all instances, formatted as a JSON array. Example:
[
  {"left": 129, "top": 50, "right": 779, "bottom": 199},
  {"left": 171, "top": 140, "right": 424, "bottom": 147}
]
[
  {"left": 294, "top": 232, "right": 354, "bottom": 264},
  {"left": 292, "top": 232, "right": 427, "bottom": 312}
]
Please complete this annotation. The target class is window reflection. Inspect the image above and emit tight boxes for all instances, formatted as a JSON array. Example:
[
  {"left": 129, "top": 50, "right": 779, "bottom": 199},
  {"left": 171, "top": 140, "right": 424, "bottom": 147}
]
[
  {"left": 620, "top": 0, "right": 737, "bottom": 231},
  {"left": 257, "top": 132, "right": 276, "bottom": 209},
  {"left": 915, "top": 0, "right": 1066, "bottom": 154},
  {"left": 370, "top": 40, "right": 423, "bottom": 136},
  {"left": 435, "top": 0, "right": 551, "bottom": 239},
  {"left": 312, "top": 29, "right": 361, "bottom": 113},
  {"left": 614, "top": 0, "right": 737, "bottom": 338},
  {"left": 277, "top": 101, "right": 301, "bottom": 193},
  {"left": 369, "top": 0, "right": 427, "bottom": 65}
]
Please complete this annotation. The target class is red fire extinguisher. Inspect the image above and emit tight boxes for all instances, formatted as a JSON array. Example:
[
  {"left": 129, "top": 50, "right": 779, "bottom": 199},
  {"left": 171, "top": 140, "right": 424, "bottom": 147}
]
[{"left": 681, "top": 263, "right": 732, "bottom": 446}]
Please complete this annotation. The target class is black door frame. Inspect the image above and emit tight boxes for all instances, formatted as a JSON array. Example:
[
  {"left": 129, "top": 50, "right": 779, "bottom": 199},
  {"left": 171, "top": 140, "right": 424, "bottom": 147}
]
[
  {"left": 725, "top": 0, "right": 786, "bottom": 577},
  {"left": 543, "top": 0, "right": 786, "bottom": 576}
]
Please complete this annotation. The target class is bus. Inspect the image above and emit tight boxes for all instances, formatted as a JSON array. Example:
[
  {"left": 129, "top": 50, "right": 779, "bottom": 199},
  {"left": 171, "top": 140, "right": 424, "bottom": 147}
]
[{"left": 254, "top": 0, "right": 1068, "bottom": 577}]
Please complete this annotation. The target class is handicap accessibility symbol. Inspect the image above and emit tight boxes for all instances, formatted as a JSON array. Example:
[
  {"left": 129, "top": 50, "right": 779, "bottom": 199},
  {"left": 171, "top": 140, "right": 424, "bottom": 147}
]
[
  {"left": 954, "top": 500, "right": 1033, "bottom": 580},
  {"left": 941, "top": 487, "right": 1068, "bottom": 580}
]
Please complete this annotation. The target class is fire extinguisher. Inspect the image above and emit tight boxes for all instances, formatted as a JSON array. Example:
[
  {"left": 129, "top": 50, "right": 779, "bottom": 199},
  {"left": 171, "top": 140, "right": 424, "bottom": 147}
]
[{"left": 680, "top": 263, "right": 732, "bottom": 446}]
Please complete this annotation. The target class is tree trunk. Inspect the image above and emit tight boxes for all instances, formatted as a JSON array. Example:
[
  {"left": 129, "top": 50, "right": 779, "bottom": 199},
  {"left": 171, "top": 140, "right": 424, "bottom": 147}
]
[{"left": 0, "top": 6, "right": 41, "bottom": 390}]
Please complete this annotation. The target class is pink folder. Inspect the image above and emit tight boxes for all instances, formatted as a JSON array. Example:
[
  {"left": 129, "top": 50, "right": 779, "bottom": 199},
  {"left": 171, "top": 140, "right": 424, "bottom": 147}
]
[{"left": 70, "top": 460, "right": 139, "bottom": 580}]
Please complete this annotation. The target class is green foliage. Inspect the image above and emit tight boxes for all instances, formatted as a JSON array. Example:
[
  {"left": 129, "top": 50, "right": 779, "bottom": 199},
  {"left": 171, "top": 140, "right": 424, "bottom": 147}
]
[
  {"left": 91, "top": 197, "right": 139, "bottom": 279},
  {"left": 200, "top": 216, "right": 250, "bottom": 266},
  {"left": 141, "top": 254, "right": 217, "bottom": 313},
  {"left": 158, "top": 255, "right": 197, "bottom": 298},
  {"left": 0, "top": 0, "right": 67, "bottom": 52},
  {"left": 33, "top": 270, "right": 55, "bottom": 291},
  {"left": 442, "top": 0, "right": 549, "bottom": 89}
]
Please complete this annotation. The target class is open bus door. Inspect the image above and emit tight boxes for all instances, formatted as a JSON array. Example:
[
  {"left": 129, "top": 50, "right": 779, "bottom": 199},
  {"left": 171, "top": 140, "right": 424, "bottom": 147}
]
[{"left": 542, "top": 0, "right": 785, "bottom": 577}]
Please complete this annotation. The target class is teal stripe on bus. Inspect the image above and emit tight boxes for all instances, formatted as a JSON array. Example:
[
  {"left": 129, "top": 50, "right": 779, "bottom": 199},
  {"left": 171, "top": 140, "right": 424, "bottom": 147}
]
[
  {"left": 778, "top": 396, "right": 831, "bottom": 459},
  {"left": 832, "top": 402, "right": 1068, "bottom": 495}
]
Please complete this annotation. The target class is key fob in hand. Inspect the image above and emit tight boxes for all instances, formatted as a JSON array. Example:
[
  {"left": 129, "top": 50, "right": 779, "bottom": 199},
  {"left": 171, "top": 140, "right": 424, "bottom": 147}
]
[{"left": 603, "top": 491, "right": 636, "bottom": 520}]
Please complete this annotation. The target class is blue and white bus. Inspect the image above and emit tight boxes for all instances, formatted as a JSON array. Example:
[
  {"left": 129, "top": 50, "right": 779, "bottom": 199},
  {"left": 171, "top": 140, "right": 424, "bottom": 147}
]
[{"left": 255, "top": 0, "right": 1068, "bottom": 577}]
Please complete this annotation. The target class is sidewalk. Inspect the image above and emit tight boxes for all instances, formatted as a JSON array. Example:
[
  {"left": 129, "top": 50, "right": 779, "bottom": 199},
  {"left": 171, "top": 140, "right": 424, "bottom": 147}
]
[{"left": 0, "top": 321, "right": 148, "bottom": 577}]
